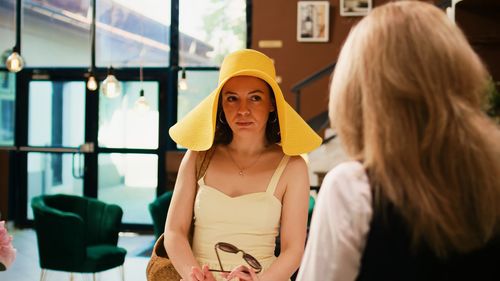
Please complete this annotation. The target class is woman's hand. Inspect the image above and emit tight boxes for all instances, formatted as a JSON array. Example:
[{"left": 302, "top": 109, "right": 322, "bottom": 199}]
[
  {"left": 182, "top": 265, "right": 217, "bottom": 281},
  {"left": 222, "top": 265, "right": 260, "bottom": 281}
]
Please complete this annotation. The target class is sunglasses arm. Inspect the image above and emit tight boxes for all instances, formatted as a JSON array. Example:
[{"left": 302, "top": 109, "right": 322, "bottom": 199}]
[{"left": 214, "top": 244, "right": 226, "bottom": 272}]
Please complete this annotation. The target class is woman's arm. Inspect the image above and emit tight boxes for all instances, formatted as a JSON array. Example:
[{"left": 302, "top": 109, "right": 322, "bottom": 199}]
[
  {"left": 259, "top": 156, "right": 310, "bottom": 281},
  {"left": 164, "top": 150, "right": 203, "bottom": 280}
]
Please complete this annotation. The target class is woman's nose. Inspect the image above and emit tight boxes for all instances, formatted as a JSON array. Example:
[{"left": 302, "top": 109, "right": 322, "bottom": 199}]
[{"left": 237, "top": 101, "right": 250, "bottom": 115}]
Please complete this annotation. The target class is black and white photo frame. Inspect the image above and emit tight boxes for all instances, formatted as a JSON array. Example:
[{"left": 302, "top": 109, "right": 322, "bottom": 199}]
[
  {"left": 340, "top": 0, "right": 372, "bottom": 16},
  {"left": 297, "top": 1, "right": 329, "bottom": 42}
]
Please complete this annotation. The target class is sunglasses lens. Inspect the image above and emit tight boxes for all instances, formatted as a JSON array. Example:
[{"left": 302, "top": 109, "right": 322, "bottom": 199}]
[
  {"left": 217, "top": 242, "right": 239, "bottom": 253},
  {"left": 243, "top": 254, "right": 262, "bottom": 271}
]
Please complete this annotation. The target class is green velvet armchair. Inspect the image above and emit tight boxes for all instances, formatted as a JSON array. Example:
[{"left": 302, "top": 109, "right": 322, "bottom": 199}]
[
  {"left": 148, "top": 191, "right": 174, "bottom": 239},
  {"left": 31, "top": 194, "right": 127, "bottom": 281}
]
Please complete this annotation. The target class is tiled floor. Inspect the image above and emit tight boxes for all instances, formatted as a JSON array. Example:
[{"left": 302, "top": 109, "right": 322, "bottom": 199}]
[{"left": 0, "top": 227, "right": 154, "bottom": 281}]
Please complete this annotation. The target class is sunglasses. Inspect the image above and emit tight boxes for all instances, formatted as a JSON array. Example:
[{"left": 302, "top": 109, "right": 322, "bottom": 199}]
[{"left": 208, "top": 242, "right": 263, "bottom": 274}]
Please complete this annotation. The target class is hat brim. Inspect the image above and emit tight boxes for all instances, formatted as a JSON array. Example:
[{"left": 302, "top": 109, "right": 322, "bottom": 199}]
[{"left": 169, "top": 69, "right": 322, "bottom": 155}]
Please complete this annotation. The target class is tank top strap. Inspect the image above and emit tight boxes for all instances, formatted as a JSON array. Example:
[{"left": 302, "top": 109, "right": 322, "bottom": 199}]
[{"left": 266, "top": 155, "right": 290, "bottom": 195}]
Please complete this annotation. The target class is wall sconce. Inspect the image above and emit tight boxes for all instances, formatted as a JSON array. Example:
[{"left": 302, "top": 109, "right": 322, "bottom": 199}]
[
  {"left": 102, "top": 67, "right": 121, "bottom": 98},
  {"left": 6, "top": 47, "right": 24, "bottom": 73},
  {"left": 7, "top": 0, "right": 24, "bottom": 73},
  {"left": 86, "top": 70, "right": 98, "bottom": 91},
  {"left": 134, "top": 89, "right": 150, "bottom": 111},
  {"left": 87, "top": 0, "right": 97, "bottom": 92},
  {"left": 134, "top": 63, "right": 150, "bottom": 111}
]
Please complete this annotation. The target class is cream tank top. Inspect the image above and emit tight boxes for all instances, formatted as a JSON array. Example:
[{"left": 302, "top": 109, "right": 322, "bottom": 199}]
[{"left": 192, "top": 155, "right": 290, "bottom": 281}]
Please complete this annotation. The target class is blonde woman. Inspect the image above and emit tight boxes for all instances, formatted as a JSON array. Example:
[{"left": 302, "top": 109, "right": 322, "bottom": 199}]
[
  {"left": 298, "top": 1, "right": 500, "bottom": 281},
  {"left": 164, "top": 49, "right": 321, "bottom": 281}
]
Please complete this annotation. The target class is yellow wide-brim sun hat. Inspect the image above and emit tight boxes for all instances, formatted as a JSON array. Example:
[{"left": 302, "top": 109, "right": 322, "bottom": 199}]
[{"left": 169, "top": 49, "right": 322, "bottom": 156}]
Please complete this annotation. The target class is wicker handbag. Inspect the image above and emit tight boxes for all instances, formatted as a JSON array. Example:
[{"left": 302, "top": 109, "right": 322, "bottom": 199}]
[{"left": 146, "top": 148, "right": 215, "bottom": 281}]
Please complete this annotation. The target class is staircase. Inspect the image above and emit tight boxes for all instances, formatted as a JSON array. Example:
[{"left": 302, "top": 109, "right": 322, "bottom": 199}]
[{"left": 290, "top": 62, "right": 348, "bottom": 186}]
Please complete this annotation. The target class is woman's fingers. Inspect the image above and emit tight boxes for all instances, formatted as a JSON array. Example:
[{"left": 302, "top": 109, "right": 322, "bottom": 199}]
[
  {"left": 202, "top": 265, "right": 216, "bottom": 281},
  {"left": 228, "top": 271, "right": 252, "bottom": 280},
  {"left": 191, "top": 266, "right": 205, "bottom": 280},
  {"left": 202, "top": 264, "right": 210, "bottom": 275},
  {"left": 248, "top": 268, "right": 259, "bottom": 280},
  {"left": 226, "top": 265, "right": 255, "bottom": 280}
]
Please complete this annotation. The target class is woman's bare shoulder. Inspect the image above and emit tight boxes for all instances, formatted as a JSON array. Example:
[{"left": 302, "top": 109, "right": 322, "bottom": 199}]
[
  {"left": 178, "top": 149, "right": 199, "bottom": 170},
  {"left": 281, "top": 155, "right": 309, "bottom": 194},
  {"left": 287, "top": 155, "right": 308, "bottom": 172},
  {"left": 266, "top": 145, "right": 307, "bottom": 171}
]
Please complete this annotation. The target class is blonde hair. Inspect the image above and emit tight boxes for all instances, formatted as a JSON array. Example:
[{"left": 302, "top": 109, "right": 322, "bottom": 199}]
[{"left": 330, "top": 1, "right": 500, "bottom": 257}]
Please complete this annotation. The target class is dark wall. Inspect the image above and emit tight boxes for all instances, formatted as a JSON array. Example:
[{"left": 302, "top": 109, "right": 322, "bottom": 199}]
[
  {"left": 251, "top": 0, "right": 499, "bottom": 128},
  {"left": 455, "top": 0, "right": 500, "bottom": 87},
  {"left": 251, "top": 0, "right": 390, "bottom": 126}
]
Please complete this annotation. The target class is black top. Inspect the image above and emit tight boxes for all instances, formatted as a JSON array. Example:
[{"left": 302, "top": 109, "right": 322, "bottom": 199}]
[{"left": 356, "top": 200, "right": 500, "bottom": 281}]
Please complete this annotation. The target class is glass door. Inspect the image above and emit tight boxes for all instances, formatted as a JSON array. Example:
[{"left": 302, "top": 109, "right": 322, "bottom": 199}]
[
  {"left": 22, "top": 80, "right": 87, "bottom": 219},
  {"left": 18, "top": 73, "right": 165, "bottom": 228},
  {"left": 96, "top": 80, "right": 160, "bottom": 225}
]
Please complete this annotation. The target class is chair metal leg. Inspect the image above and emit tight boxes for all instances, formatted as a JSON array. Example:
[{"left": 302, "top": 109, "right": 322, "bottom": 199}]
[
  {"left": 40, "top": 269, "right": 47, "bottom": 281},
  {"left": 120, "top": 265, "right": 125, "bottom": 281},
  {"left": 93, "top": 273, "right": 96, "bottom": 281},
  {"left": 70, "top": 272, "right": 74, "bottom": 281}
]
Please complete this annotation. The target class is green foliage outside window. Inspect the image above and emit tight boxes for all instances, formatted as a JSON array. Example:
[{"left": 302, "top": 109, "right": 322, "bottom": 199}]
[{"left": 202, "top": 0, "right": 246, "bottom": 64}]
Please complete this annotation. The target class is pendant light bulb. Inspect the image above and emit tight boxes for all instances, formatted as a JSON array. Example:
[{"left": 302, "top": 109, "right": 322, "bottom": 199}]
[
  {"left": 178, "top": 68, "right": 188, "bottom": 91},
  {"left": 134, "top": 89, "right": 150, "bottom": 111},
  {"left": 102, "top": 67, "right": 121, "bottom": 98},
  {"left": 87, "top": 75, "right": 98, "bottom": 91},
  {"left": 6, "top": 51, "right": 24, "bottom": 73}
]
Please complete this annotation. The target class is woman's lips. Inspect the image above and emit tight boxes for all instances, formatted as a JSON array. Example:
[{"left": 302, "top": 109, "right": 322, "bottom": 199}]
[{"left": 235, "top": 121, "right": 253, "bottom": 126}]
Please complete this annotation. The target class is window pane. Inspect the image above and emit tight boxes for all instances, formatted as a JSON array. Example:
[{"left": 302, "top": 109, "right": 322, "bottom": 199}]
[
  {"left": 179, "top": 0, "right": 246, "bottom": 66},
  {"left": 27, "top": 152, "right": 84, "bottom": 219},
  {"left": 0, "top": 71, "right": 15, "bottom": 146},
  {"left": 99, "top": 81, "right": 159, "bottom": 149},
  {"left": 96, "top": 0, "right": 171, "bottom": 67},
  {"left": 178, "top": 70, "right": 218, "bottom": 120},
  {"left": 98, "top": 153, "right": 157, "bottom": 224},
  {"left": 21, "top": 0, "right": 91, "bottom": 67},
  {"left": 28, "top": 81, "right": 85, "bottom": 147},
  {"left": 0, "top": 0, "right": 16, "bottom": 67}
]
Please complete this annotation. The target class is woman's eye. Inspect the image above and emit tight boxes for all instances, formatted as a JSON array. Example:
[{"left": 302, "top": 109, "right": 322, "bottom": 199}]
[
  {"left": 226, "top": 96, "right": 237, "bottom": 102},
  {"left": 250, "top": 95, "right": 262, "bottom": 101}
]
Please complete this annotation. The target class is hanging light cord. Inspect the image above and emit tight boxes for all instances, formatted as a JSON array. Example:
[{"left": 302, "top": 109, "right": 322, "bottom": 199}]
[
  {"left": 139, "top": 17, "right": 145, "bottom": 94},
  {"left": 140, "top": 60, "right": 144, "bottom": 89},
  {"left": 90, "top": 0, "right": 96, "bottom": 72}
]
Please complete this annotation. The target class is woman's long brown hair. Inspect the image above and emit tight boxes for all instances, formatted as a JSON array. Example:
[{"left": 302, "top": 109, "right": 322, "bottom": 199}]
[{"left": 330, "top": 1, "right": 500, "bottom": 257}]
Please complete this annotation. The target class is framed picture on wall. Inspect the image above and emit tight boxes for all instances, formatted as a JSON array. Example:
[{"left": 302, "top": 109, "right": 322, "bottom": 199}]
[
  {"left": 340, "top": 0, "right": 372, "bottom": 16},
  {"left": 297, "top": 1, "right": 329, "bottom": 42}
]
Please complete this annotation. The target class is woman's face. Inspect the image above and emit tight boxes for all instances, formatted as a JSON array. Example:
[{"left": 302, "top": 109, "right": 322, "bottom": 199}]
[{"left": 221, "top": 76, "right": 275, "bottom": 137}]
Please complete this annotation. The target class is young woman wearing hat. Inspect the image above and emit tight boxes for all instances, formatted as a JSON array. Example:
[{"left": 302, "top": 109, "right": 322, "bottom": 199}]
[
  {"left": 164, "top": 49, "right": 321, "bottom": 281},
  {"left": 297, "top": 2, "right": 500, "bottom": 281}
]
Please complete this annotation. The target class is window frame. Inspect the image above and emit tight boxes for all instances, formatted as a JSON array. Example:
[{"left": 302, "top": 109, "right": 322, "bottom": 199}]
[{"left": 1, "top": 0, "right": 251, "bottom": 230}]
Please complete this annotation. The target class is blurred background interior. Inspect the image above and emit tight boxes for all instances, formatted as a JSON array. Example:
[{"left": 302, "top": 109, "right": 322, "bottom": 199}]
[{"left": 0, "top": 0, "right": 498, "bottom": 280}]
